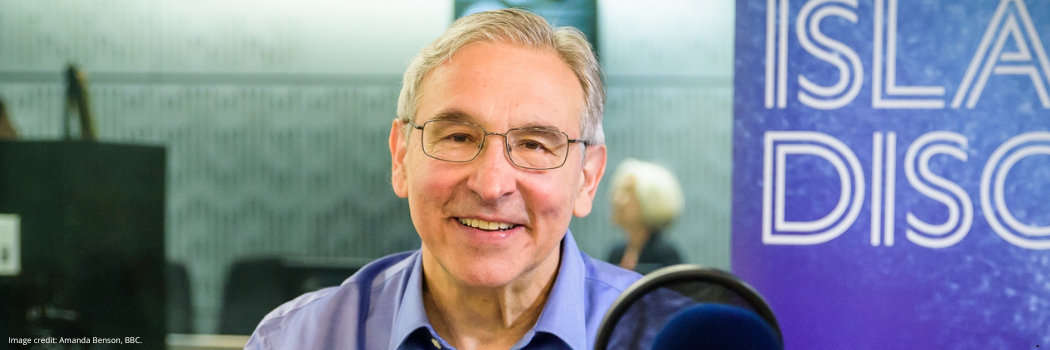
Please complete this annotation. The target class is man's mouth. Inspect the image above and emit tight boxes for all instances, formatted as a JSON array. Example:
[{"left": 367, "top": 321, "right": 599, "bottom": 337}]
[{"left": 457, "top": 218, "right": 518, "bottom": 231}]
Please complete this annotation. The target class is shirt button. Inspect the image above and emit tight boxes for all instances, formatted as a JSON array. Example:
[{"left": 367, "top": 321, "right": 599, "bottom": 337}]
[{"left": 431, "top": 338, "right": 442, "bottom": 349}]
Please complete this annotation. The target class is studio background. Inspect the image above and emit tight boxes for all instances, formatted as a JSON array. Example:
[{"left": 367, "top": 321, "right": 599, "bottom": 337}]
[{"left": 0, "top": 0, "right": 734, "bottom": 333}]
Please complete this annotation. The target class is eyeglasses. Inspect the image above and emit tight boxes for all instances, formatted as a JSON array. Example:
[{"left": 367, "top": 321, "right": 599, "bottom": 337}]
[{"left": 408, "top": 119, "right": 589, "bottom": 170}]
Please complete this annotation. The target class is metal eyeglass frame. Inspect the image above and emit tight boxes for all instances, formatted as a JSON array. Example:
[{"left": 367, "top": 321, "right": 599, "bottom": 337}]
[{"left": 408, "top": 119, "right": 590, "bottom": 170}]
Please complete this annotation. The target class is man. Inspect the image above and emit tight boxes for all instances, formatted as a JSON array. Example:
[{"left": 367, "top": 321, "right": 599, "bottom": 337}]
[{"left": 246, "top": 8, "right": 640, "bottom": 350}]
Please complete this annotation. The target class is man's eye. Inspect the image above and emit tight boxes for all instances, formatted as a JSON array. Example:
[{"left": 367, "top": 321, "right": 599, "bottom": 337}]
[
  {"left": 520, "top": 140, "right": 547, "bottom": 151},
  {"left": 449, "top": 133, "right": 471, "bottom": 142}
]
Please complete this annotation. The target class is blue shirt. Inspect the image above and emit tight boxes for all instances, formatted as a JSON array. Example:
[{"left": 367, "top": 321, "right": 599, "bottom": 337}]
[{"left": 245, "top": 231, "right": 641, "bottom": 350}]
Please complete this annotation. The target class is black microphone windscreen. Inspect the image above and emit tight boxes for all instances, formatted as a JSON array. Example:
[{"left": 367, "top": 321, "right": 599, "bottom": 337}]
[{"left": 649, "top": 304, "right": 782, "bottom": 350}]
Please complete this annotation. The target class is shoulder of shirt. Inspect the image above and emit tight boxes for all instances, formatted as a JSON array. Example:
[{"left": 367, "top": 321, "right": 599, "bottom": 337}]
[
  {"left": 249, "top": 251, "right": 418, "bottom": 339},
  {"left": 578, "top": 249, "right": 642, "bottom": 293}
]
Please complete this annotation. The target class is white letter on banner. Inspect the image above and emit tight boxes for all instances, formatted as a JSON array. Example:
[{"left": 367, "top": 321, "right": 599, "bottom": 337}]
[
  {"left": 763, "top": 131, "right": 865, "bottom": 245},
  {"left": 871, "top": 0, "right": 945, "bottom": 109},
  {"left": 765, "top": 0, "right": 790, "bottom": 108},
  {"left": 871, "top": 132, "right": 898, "bottom": 246},
  {"left": 796, "top": 0, "right": 863, "bottom": 110},
  {"left": 952, "top": 0, "right": 1050, "bottom": 109},
  {"left": 981, "top": 132, "right": 1050, "bottom": 250},
  {"left": 904, "top": 132, "right": 973, "bottom": 249}
]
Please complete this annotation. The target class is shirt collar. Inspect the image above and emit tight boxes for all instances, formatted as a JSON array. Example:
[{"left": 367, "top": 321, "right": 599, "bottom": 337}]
[
  {"left": 390, "top": 250, "right": 432, "bottom": 350},
  {"left": 531, "top": 230, "right": 588, "bottom": 350},
  {"left": 389, "top": 231, "right": 588, "bottom": 350}
]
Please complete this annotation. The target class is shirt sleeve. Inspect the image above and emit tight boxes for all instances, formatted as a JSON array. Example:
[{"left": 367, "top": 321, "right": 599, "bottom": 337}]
[{"left": 244, "top": 332, "right": 269, "bottom": 350}]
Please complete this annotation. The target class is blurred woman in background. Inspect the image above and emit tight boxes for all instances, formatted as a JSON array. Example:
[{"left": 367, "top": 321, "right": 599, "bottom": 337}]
[{"left": 606, "top": 158, "right": 684, "bottom": 274}]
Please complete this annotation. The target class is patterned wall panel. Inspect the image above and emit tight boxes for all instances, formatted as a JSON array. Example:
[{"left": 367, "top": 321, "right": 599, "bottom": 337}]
[
  {"left": 0, "top": 81, "right": 418, "bottom": 332},
  {"left": 154, "top": 0, "right": 301, "bottom": 73},
  {"left": 594, "top": 0, "right": 736, "bottom": 270},
  {"left": 0, "top": 0, "right": 449, "bottom": 74},
  {"left": 599, "top": 0, "right": 735, "bottom": 77},
  {"left": 572, "top": 84, "right": 733, "bottom": 270},
  {"left": 0, "top": 0, "right": 155, "bottom": 71}
]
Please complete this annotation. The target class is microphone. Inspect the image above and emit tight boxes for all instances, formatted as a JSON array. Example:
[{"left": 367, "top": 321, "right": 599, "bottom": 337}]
[
  {"left": 593, "top": 265, "right": 783, "bottom": 350},
  {"left": 649, "top": 303, "right": 782, "bottom": 350}
]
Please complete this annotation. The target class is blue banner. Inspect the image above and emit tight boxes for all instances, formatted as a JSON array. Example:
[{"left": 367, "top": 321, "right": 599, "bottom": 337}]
[{"left": 733, "top": 0, "right": 1050, "bottom": 348}]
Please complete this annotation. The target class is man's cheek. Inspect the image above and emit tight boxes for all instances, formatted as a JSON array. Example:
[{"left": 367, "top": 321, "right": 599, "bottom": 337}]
[{"left": 532, "top": 177, "right": 572, "bottom": 207}]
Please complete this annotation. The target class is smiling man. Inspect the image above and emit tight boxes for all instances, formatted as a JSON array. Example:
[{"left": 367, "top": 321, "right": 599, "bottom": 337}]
[{"left": 246, "top": 9, "right": 640, "bottom": 350}]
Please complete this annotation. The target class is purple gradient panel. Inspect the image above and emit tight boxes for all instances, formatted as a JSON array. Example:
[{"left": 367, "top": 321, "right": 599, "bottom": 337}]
[{"left": 732, "top": 0, "right": 1050, "bottom": 349}]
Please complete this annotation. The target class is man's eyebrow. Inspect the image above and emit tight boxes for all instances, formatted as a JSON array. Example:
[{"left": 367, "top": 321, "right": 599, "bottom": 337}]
[
  {"left": 430, "top": 110, "right": 476, "bottom": 123},
  {"left": 429, "top": 110, "right": 568, "bottom": 133},
  {"left": 514, "top": 123, "right": 564, "bottom": 133}
]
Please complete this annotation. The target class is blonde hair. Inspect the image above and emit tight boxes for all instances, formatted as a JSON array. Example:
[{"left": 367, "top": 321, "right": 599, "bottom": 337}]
[
  {"left": 611, "top": 159, "right": 684, "bottom": 232},
  {"left": 396, "top": 8, "right": 605, "bottom": 145}
]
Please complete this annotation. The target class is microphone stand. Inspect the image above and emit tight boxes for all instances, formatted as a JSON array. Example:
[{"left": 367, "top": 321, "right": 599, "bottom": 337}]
[
  {"left": 64, "top": 64, "right": 98, "bottom": 141},
  {"left": 0, "top": 98, "right": 16, "bottom": 140}
]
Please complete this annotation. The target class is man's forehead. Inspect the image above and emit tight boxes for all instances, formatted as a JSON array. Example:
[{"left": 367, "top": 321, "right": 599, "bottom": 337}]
[
  {"left": 416, "top": 42, "right": 584, "bottom": 134},
  {"left": 431, "top": 41, "right": 575, "bottom": 83}
]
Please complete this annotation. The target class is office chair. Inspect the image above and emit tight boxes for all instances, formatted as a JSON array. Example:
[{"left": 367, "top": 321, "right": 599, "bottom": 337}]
[
  {"left": 218, "top": 258, "right": 289, "bottom": 335},
  {"left": 218, "top": 257, "right": 367, "bottom": 335},
  {"left": 167, "top": 261, "right": 194, "bottom": 334}
]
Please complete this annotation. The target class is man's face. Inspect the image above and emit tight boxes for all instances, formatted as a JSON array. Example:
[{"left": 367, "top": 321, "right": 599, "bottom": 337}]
[{"left": 389, "top": 42, "right": 607, "bottom": 288}]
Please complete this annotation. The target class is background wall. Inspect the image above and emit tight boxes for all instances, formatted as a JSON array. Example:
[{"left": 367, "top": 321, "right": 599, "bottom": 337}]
[{"left": 0, "top": 0, "right": 734, "bottom": 333}]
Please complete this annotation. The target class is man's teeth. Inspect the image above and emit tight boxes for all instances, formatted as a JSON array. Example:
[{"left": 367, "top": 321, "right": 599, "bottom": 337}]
[{"left": 458, "top": 218, "right": 516, "bottom": 231}]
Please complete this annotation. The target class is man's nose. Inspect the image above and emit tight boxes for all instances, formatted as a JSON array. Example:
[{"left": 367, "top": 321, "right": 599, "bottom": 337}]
[{"left": 466, "top": 134, "right": 517, "bottom": 202}]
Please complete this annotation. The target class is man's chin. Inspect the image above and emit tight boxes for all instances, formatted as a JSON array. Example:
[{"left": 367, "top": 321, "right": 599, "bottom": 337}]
[{"left": 451, "top": 264, "right": 526, "bottom": 289}]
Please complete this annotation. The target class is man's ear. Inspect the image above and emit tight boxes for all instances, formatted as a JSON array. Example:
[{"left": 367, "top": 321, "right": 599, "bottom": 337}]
[
  {"left": 573, "top": 144, "right": 607, "bottom": 217},
  {"left": 390, "top": 119, "right": 409, "bottom": 198}
]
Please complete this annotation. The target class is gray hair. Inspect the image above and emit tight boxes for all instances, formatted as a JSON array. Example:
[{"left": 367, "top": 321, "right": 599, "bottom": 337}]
[{"left": 396, "top": 8, "right": 605, "bottom": 145}]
